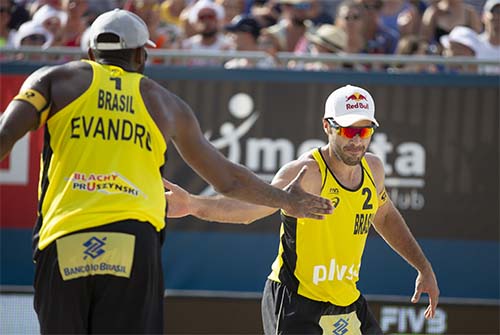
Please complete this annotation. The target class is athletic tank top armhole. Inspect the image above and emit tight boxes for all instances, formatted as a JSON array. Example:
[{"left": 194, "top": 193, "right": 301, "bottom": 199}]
[
  {"left": 311, "top": 148, "right": 327, "bottom": 190},
  {"left": 361, "top": 157, "right": 377, "bottom": 189},
  {"left": 48, "top": 60, "right": 98, "bottom": 124}
]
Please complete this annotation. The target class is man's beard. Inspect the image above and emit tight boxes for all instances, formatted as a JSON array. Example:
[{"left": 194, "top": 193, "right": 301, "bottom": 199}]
[
  {"left": 201, "top": 29, "right": 218, "bottom": 38},
  {"left": 291, "top": 17, "right": 305, "bottom": 26},
  {"left": 334, "top": 143, "right": 366, "bottom": 166}
]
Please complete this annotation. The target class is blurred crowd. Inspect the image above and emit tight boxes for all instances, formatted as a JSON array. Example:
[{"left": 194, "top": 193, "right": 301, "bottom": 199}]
[{"left": 0, "top": 0, "right": 499, "bottom": 74}]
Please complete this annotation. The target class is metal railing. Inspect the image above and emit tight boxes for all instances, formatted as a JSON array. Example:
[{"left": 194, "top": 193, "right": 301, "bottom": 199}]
[{"left": 1, "top": 46, "right": 500, "bottom": 69}]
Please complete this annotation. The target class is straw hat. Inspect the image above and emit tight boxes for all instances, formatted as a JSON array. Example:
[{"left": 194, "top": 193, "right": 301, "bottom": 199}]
[{"left": 305, "top": 24, "right": 346, "bottom": 53}]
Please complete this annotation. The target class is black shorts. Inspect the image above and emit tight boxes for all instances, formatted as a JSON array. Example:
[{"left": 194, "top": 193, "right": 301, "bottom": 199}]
[
  {"left": 33, "top": 219, "right": 164, "bottom": 334},
  {"left": 261, "top": 279, "right": 383, "bottom": 335}
]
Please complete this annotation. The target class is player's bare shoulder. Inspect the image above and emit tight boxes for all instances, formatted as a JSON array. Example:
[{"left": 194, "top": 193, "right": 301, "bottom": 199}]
[
  {"left": 365, "top": 152, "right": 385, "bottom": 191},
  {"left": 272, "top": 149, "right": 323, "bottom": 194}
]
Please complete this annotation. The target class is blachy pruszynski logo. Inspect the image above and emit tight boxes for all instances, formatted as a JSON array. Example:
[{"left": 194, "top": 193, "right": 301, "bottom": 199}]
[{"left": 83, "top": 236, "right": 107, "bottom": 260}]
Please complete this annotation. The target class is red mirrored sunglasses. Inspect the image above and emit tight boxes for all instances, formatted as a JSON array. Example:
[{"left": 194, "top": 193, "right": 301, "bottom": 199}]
[{"left": 327, "top": 118, "right": 376, "bottom": 139}]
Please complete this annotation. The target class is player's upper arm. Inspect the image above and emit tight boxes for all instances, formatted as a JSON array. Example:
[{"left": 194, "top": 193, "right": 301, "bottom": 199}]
[
  {"left": 0, "top": 66, "right": 55, "bottom": 160},
  {"left": 366, "top": 152, "right": 390, "bottom": 206},
  {"left": 365, "top": 153, "right": 394, "bottom": 228},
  {"left": 271, "top": 155, "right": 321, "bottom": 193}
]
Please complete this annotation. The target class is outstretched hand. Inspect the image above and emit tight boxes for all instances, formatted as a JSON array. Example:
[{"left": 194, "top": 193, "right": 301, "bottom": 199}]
[
  {"left": 163, "top": 179, "right": 192, "bottom": 218},
  {"left": 411, "top": 269, "right": 440, "bottom": 319},
  {"left": 282, "top": 166, "right": 333, "bottom": 219}
]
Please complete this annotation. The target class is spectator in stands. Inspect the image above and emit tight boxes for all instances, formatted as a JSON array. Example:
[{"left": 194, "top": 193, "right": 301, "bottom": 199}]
[
  {"left": 335, "top": 0, "right": 365, "bottom": 54},
  {"left": 224, "top": 14, "right": 277, "bottom": 68},
  {"left": 60, "top": 0, "right": 88, "bottom": 47},
  {"left": 308, "top": 0, "right": 334, "bottom": 25},
  {"left": 216, "top": 0, "right": 247, "bottom": 25},
  {"left": 7, "top": 0, "right": 30, "bottom": 30},
  {"left": 293, "top": 24, "right": 347, "bottom": 71},
  {"left": 440, "top": 25, "right": 479, "bottom": 73},
  {"left": 390, "top": 34, "right": 436, "bottom": 72},
  {"left": 0, "top": 0, "right": 16, "bottom": 47},
  {"left": 128, "top": 0, "right": 180, "bottom": 64},
  {"left": 477, "top": 0, "right": 500, "bottom": 75},
  {"left": 250, "top": 0, "right": 280, "bottom": 29},
  {"left": 421, "top": 0, "right": 482, "bottom": 51},
  {"left": 14, "top": 20, "right": 54, "bottom": 61},
  {"left": 29, "top": 0, "right": 62, "bottom": 16},
  {"left": 159, "top": 0, "right": 187, "bottom": 31},
  {"left": 262, "top": 0, "right": 314, "bottom": 52},
  {"left": 355, "top": 0, "right": 399, "bottom": 54},
  {"left": 181, "top": 0, "right": 231, "bottom": 66},
  {"left": 380, "top": 0, "right": 420, "bottom": 36},
  {"left": 32, "top": 3, "right": 67, "bottom": 45}
]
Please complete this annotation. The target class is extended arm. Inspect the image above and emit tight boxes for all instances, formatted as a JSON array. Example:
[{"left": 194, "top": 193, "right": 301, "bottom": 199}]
[
  {"left": 164, "top": 157, "right": 323, "bottom": 224},
  {"left": 368, "top": 154, "right": 439, "bottom": 319},
  {"left": 153, "top": 90, "right": 330, "bottom": 219}
]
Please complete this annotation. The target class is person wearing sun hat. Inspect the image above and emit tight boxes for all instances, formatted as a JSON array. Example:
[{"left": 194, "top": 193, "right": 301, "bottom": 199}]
[
  {"left": 0, "top": 7, "right": 334, "bottom": 334},
  {"left": 262, "top": 0, "right": 315, "bottom": 52},
  {"left": 14, "top": 20, "right": 54, "bottom": 49},
  {"left": 163, "top": 84, "right": 439, "bottom": 334},
  {"left": 440, "top": 25, "right": 480, "bottom": 73},
  {"left": 288, "top": 24, "right": 347, "bottom": 70}
]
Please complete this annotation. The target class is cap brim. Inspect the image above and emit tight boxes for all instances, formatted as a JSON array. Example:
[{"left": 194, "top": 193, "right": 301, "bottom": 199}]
[
  {"left": 439, "top": 35, "right": 450, "bottom": 48},
  {"left": 225, "top": 25, "right": 239, "bottom": 32},
  {"left": 146, "top": 39, "right": 157, "bottom": 48},
  {"left": 334, "top": 114, "right": 379, "bottom": 127}
]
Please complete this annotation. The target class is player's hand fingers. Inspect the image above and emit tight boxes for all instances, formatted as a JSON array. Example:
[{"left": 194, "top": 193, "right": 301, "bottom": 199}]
[
  {"left": 424, "top": 304, "right": 435, "bottom": 319},
  {"left": 425, "top": 290, "right": 438, "bottom": 319},
  {"left": 411, "top": 288, "right": 421, "bottom": 303}
]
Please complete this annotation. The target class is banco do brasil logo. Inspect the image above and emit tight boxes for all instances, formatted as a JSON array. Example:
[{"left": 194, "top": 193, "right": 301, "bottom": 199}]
[{"left": 83, "top": 236, "right": 107, "bottom": 260}]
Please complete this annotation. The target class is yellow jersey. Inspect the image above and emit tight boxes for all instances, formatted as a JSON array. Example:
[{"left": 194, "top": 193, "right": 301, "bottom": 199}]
[
  {"left": 269, "top": 148, "right": 379, "bottom": 306},
  {"left": 34, "top": 60, "right": 167, "bottom": 251}
]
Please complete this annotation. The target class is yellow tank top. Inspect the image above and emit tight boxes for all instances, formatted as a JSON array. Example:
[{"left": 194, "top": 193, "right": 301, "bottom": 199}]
[
  {"left": 35, "top": 60, "right": 167, "bottom": 251},
  {"left": 269, "top": 148, "right": 378, "bottom": 306}
]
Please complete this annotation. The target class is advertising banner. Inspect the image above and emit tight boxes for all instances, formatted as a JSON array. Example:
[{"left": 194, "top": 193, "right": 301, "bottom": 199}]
[{"left": 0, "top": 67, "right": 498, "bottom": 307}]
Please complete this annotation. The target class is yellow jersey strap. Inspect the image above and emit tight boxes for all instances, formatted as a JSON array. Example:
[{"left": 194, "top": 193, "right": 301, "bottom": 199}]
[
  {"left": 13, "top": 89, "right": 50, "bottom": 128},
  {"left": 311, "top": 148, "right": 327, "bottom": 189}
]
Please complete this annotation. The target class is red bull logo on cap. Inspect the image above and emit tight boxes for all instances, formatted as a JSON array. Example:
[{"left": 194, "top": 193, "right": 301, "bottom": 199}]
[{"left": 345, "top": 92, "right": 369, "bottom": 110}]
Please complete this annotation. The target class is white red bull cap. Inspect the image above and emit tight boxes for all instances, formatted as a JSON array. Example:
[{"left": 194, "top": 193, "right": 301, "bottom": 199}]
[{"left": 324, "top": 85, "right": 378, "bottom": 127}]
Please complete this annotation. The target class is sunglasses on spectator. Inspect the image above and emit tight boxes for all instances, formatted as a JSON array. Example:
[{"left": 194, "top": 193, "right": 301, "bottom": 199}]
[
  {"left": 327, "top": 119, "right": 376, "bottom": 139},
  {"left": 489, "top": 6, "right": 500, "bottom": 15},
  {"left": 342, "top": 14, "right": 361, "bottom": 21},
  {"left": 363, "top": 1, "right": 383, "bottom": 11},
  {"left": 22, "top": 34, "right": 47, "bottom": 43},
  {"left": 198, "top": 13, "right": 216, "bottom": 21}
]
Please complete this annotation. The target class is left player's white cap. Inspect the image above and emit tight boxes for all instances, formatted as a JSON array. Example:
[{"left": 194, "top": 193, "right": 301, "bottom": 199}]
[{"left": 89, "top": 9, "right": 156, "bottom": 50}]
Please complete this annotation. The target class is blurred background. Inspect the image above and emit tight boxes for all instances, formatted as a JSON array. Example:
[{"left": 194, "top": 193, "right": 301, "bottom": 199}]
[{"left": 1, "top": 0, "right": 499, "bottom": 334}]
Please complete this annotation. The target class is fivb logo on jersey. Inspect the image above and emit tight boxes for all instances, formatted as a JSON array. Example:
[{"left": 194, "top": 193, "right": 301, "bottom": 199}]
[{"left": 201, "top": 92, "right": 427, "bottom": 211}]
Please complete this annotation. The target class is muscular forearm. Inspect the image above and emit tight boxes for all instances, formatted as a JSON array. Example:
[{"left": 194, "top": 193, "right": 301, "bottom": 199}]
[
  {"left": 214, "top": 163, "right": 291, "bottom": 210},
  {"left": 374, "top": 206, "right": 432, "bottom": 274},
  {"left": 191, "top": 194, "right": 276, "bottom": 224}
]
